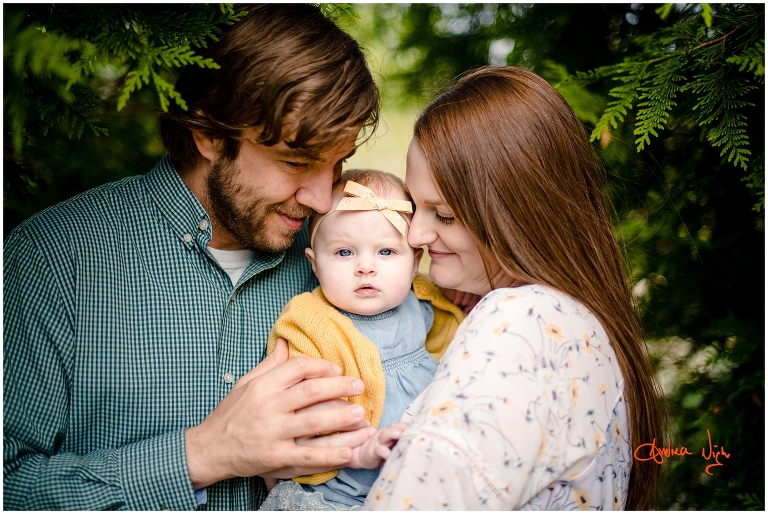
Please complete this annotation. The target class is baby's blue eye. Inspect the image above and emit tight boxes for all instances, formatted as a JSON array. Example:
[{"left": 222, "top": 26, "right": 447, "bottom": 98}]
[
  {"left": 338, "top": 249, "right": 352, "bottom": 257},
  {"left": 379, "top": 248, "right": 393, "bottom": 256}
]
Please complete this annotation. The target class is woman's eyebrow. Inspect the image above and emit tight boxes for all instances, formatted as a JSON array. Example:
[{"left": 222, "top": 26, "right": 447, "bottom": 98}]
[{"left": 422, "top": 198, "right": 446, "bottom": 208}]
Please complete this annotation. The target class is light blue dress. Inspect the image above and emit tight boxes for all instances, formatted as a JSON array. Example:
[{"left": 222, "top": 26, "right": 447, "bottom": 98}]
[{"left": 261, "top": 290, "right": 437, "bottom": 510}]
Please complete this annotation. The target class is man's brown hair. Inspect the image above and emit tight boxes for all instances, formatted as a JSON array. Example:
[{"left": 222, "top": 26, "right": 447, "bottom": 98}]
[
  {"left": 414, "top": 66, "right": 666, "bottom": 510},
  {"left": 160, "top": 4, "right": 379, "bottom": 166}
]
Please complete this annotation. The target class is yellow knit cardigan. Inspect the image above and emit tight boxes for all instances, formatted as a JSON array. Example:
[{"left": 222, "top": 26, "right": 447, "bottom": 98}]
[{"left": 266, "top": 273, "right": 465, "bottom": 485}]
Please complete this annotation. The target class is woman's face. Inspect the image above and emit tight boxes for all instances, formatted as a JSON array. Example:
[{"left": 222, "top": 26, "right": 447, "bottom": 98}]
[{"left": 406, "top": 139, "right": 507, "bottom": 297}]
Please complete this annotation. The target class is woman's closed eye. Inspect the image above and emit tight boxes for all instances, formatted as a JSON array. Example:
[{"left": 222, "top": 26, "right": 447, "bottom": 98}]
[{"left": 434, "top": 212, "right": 455, "bottom": 225}]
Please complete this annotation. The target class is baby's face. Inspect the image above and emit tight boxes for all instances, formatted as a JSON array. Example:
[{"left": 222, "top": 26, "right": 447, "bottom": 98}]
[{"left": 306, "top": 189, "right": 421, "bottom": 316}]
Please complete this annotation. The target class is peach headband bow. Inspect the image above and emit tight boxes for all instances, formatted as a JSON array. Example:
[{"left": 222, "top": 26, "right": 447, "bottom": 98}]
[{"left": 310, "top": 180, "right": 413, "bottom": 248}]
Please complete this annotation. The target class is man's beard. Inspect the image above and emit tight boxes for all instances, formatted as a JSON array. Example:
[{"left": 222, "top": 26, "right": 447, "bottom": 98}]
[{"left": 205, "top": 158, "right": 313, "bottom": 254}]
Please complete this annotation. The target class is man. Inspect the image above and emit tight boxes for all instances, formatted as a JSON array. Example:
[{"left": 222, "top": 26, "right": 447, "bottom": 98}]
[{"left": 4, "top": 5, "right": 380, "bottom": 510}]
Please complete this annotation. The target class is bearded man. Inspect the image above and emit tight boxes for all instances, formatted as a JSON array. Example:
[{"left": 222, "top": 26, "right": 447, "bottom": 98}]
[{"left": 4, "top": 5, "right": 379, "bottom": 510}]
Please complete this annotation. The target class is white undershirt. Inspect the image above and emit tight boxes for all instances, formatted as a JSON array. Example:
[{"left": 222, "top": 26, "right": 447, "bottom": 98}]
[{"left": 207, "top": 246, "right": 256, "bottom": 286}]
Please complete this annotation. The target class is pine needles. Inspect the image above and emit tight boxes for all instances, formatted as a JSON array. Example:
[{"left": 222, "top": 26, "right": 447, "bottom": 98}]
[
  {"left": 4, "top": 4, "right": 246, "bottom": 156},
  {"left": 567, "top": 4, "right": 764, "bottom": 173}
]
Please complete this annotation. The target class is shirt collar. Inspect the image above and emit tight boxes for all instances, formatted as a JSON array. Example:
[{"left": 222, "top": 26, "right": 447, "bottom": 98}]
[
  {"left": 143, "top": 155, "right": 290, "bottom": 275},
  {"left": 144, "top": 154, "right": 211, "bottom": 244}
]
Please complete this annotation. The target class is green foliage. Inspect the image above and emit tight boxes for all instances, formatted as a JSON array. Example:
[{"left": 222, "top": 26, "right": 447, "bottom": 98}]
[
  {"left": 317, "top": 4, "right": 360, "bottom": 31},
  {"left": 738, "top": 492, "right": 765, "bottom": 511},
  {"left": 570, "top": 4, "right": 764, "bottom": 175},
  {"left": 3, "top": 4, "right": 245, "bottom": 156}
]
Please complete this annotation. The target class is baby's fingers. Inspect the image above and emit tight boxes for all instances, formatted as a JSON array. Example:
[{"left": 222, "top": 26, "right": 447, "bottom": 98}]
[
  {"left": 377, "top": 422, "right": 407, "bottom": 444},
  {"left": 374, "top": 445, "right": 392, "bottom": 461}
]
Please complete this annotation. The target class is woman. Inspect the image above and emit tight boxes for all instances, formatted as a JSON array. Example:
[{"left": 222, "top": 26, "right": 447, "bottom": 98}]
[{"left": 363, "top": 67, "right": 664, "bottom": 510}]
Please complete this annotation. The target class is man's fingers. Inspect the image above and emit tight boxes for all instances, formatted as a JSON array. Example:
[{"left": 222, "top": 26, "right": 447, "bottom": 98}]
[
  {"left": 279, "top": 374, "right": 365, "bottom": 414},
  {"left": 234, "top": 339, "right": 289, "bottom": 390},
  {"left": 260, "top": 445, "right": 354, "bottom": 480},
  {"left": 297, "top": 426, "right": 375, "bottom": 448},
  {"left": 264, "top": 356, "right": 346, "bottom": 392},
  {"left": 283, "top": 398, "right": 367, "bottom": 439},
  {"left": 296, "top": 400, "right": 370, "bottom": 433},
  {"left": 295, "top": 399, "right": 351, "bottom": 414}
]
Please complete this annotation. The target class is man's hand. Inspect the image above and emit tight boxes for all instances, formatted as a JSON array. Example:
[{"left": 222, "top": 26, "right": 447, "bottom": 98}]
[
  {"left": 440, "top": 287, "right": 482, "bottom": 313},
  {"left": 184, "top": 339, "right": 368, "bottom": 489}
]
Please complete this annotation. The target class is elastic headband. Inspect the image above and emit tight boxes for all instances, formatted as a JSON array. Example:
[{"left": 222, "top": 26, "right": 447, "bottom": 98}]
[{"left": 310, "top": 180, "right": 413, "bottom": 248}]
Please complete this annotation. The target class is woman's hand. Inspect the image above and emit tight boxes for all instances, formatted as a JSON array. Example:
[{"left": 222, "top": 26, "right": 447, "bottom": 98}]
[{"left": 440, "top": 287, "right": 482, "bottom": 313}]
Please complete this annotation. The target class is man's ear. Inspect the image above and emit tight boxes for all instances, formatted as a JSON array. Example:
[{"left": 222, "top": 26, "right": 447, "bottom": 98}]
[
  {"left": 305, "top": 248, "right": 318, "bottom": 275},
  {"left": 191, "top": 130, "right": 219, "bottom": 163},
  {"left": 412, "top": 247, "right": 424, "bottom": 279}
]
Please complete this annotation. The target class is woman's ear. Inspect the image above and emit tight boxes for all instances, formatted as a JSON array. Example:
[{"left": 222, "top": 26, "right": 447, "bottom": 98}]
[
  {"left": 412, "top": 247, "right": 424, "bottom": 278},
  {"left": 191, "top": 130, "right": 219, "bottom": 163},
  {"left": 305, "top": 247, "right": 318, "bottom": 275}
]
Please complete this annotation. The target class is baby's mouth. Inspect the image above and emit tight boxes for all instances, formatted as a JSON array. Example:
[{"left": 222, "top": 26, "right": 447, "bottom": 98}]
[{"left": 355, "top": 285, "right": 380, "bottom": 297}]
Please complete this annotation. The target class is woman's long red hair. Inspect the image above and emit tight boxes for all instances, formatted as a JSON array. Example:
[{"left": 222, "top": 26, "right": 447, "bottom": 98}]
[{"left": 414, "top": 66, "right": 665, "bottom": 510}]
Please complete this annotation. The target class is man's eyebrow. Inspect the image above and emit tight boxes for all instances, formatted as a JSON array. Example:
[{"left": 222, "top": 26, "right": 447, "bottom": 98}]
[{"left": 272, "top": 147, "right": 319, "bottom": 160}]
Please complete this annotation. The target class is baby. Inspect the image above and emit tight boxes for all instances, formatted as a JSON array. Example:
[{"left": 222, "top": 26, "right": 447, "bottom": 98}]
[{"left": 260, "top": 169, "right": 465, "bottom": 510}]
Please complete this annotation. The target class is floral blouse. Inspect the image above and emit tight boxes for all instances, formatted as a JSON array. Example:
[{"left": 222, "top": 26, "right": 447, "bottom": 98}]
[{"left": 363, "top": 284, "right": 631, "bottom": 511}]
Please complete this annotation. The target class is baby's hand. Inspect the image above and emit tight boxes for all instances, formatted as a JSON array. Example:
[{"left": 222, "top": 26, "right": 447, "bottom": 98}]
[{"left": 347, "top": 422, "right": 407, "bottom": 470}]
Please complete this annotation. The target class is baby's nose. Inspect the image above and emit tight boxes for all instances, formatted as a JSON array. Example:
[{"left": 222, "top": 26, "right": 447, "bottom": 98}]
[{"left": 356, "top": 261, "right": 376, "bottom": 275}]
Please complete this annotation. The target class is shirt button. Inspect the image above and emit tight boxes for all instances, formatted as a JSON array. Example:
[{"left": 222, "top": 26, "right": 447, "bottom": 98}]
[
  {"left": 198, "top": 220, "right": 209, "bottom": 231},
  {"left": 183, "top": 233, "right": 193, "bottom": 243},
  {"left": 418, "top": 285, "right": 430, "bottom": 295},
  {"left": 223, "top": 372, "right": 235, "bottom": 384}
]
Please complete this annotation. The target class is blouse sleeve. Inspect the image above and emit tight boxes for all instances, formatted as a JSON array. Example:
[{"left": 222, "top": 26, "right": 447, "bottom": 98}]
[{"left": 364, "top": 286, "right": 615, "bottom": 510}]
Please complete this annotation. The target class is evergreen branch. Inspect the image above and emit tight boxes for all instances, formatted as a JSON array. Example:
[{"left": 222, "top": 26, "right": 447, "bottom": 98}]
[
  {"left": 726, "top": 39, "right": 765, "bottom": 79},
  {"left": 574, "top": 4, "right": 763, "bottom": 173},
  {"left": 117, "top": 68, "right": 148, "bottom": 111},
  {"left": 695, "top": 12, "right": 762, "bottom": 51},
  {"left": 589, "top": 63, "right": 647, "bottom": 142},
  {"left": 152, "top": 70, "right": 187, "bottom": 112},
  {"left": 686, "top": 66, "right": 756, "bottom": 170},
  {"left": 634, "top": 62, "right": 685, "bottom": 150}
]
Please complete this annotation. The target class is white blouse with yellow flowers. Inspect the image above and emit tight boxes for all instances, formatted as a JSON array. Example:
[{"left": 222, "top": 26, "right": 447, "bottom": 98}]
[{"left": 364, "top": 284, "right": 631, "bottom": 511}]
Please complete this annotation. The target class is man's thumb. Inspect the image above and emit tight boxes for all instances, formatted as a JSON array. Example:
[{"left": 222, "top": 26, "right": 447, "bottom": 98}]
[{"left": 234, "top": 338, "right": 288, "bottom": 389}]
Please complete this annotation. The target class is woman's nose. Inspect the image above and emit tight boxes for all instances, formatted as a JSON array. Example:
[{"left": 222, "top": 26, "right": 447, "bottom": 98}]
[{"left": 408, "top": 211, "right": 436, "bottom": 248}]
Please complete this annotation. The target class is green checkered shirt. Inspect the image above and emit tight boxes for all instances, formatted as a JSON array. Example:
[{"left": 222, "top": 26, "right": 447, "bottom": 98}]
[{"left": 3, "top": 155, "right": 318, "bottom": 510}]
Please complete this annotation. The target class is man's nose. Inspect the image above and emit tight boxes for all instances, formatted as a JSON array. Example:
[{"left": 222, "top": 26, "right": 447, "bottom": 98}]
[{"left": 295, "top": 169, "right": 334, "bottom": 214}]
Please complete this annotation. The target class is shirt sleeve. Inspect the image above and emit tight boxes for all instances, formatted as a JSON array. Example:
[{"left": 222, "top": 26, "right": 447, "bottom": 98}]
[
  {"left": 364, "top": 287, "right": 601, "bottom": 510},
  {"left": 3, "top": 229, "right": 198, "bottom": 510}
]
